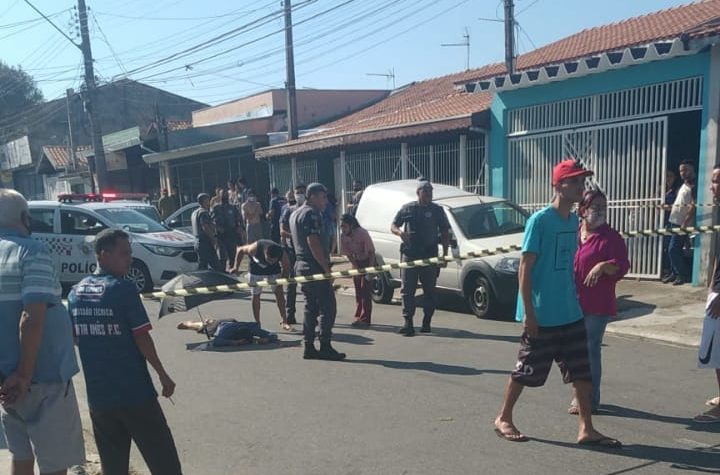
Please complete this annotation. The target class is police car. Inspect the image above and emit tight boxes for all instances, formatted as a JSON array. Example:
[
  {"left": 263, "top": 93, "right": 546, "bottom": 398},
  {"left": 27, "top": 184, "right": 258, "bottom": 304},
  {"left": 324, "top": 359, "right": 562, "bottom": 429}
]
[{"left": 28, "top": 195, "right": 198, "bottom": 293}]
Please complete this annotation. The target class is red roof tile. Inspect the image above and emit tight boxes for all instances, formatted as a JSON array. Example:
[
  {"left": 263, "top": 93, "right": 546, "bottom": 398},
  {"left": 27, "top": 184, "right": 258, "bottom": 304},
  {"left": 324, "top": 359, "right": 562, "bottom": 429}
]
[
  {"left": 42, "top": 145, "right": 91, "bottom": 170},
  {"left": 462, "top": 0, "right": 720, "bottom": 83},
  {"left": 257, "top": 0, "right": 720, "bottom": 158}
]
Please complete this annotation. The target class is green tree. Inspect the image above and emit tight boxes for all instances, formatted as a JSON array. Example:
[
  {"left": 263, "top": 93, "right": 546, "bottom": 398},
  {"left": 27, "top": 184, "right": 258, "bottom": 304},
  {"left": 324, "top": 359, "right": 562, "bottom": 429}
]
[{"left": 0, "top": 61, "right": 44, "bottom": 127}]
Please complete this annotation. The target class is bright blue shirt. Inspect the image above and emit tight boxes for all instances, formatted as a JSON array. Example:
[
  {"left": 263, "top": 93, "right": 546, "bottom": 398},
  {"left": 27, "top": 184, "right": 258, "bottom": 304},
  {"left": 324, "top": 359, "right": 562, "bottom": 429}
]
[
  {"left": 515, "top": 206, "right": 583, "bottom": 327},
  {"left": 68, "top": 273, "right": 157, "bottom": 410},
  {"left": 0, "top": 228, "right": 79, "bottom": 383}
]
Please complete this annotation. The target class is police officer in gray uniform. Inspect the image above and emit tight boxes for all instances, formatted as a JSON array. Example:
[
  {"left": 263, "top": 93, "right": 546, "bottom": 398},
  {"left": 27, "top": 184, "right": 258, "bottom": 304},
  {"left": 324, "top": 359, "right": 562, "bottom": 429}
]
[
  {"left": 289, "top": 183, "right": 346, "bottom": 361},
  {"left": 391, "top": 179, "right": 450, "bottom": 336}
]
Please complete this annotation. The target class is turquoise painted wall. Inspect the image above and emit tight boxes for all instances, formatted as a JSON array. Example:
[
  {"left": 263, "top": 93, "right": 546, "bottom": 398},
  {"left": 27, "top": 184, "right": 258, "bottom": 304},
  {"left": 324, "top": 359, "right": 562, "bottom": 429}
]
[{"left": 488, "top": 51, "right": 712, "bottom": 284}]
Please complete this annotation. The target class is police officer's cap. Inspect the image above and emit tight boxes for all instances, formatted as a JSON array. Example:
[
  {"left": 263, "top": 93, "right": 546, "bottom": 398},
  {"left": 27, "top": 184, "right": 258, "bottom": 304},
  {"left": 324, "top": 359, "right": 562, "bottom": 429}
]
[
  {"left": 416, "top": 179, "right": 433, "bottom": 191},
  {"left": 197, "top": 193, "right": 211, "bottom": 203},
  {"left": 306, "top": 182, "right": 327, "bottom": 197}
]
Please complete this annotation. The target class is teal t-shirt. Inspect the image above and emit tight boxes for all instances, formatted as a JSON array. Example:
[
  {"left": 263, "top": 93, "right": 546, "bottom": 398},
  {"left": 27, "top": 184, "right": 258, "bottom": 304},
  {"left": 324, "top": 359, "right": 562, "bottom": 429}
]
[{"left": 515, "top": 206, "right": 583, "bottom": 327}]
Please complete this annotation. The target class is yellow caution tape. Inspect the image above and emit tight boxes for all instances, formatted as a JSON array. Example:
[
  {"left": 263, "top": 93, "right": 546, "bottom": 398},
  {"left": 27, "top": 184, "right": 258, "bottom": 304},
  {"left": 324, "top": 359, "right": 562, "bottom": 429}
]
[{"left": 142, "top": 224, "right": 720, "bottom": 299}]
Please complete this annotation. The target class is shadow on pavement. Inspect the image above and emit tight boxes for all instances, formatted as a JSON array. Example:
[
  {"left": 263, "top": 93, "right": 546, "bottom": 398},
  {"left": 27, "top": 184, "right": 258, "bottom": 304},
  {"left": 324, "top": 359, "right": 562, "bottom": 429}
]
[
  {"left": 185, "top": 339, "right": 302, "bottom": 352},
  {"left": 532, "top": 437, "right": 720, "bottom": 473},
  {"left": 331, "top": 332, "right": 375, "bottom": 345},
  {"left": 599, "top": 404, "right": 696, "bottom": 426},
  {"left": 345, "top": 358, "right": 510, "bottom": 376},
  {"left": 615, "top": 294, "right": 658, "bottom": 321},
  {"left": 335, "top": 323, "right": 520, "bottom": 343}
]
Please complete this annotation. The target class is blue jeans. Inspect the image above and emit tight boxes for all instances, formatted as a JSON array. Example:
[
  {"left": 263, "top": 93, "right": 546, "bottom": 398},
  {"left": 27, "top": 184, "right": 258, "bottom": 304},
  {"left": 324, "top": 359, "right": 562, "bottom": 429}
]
[
  {"left": 213, "top": 321, "right": 277, "bottom": 346},
  {"left": 668, "top": 233, "right": 689, "bottom": 279},
  {"left": 584, "top": 315, "right": 610, "bottom": 410}
]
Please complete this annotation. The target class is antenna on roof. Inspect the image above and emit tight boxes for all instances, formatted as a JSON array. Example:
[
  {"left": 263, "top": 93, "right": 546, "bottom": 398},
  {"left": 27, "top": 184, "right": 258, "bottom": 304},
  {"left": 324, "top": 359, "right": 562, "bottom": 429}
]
[
  {"left": 366, "top": 68, "right": 396, "bottom": 89},
  {"left": 442, "top": 27, "right": 471, "bottom": 71}
]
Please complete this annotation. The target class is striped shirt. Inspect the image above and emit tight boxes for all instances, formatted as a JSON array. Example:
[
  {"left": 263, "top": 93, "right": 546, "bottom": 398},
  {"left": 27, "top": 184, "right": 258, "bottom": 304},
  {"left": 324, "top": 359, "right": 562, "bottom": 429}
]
[{"left": 0, "top": 228, "right": 79, "bottom": 383}]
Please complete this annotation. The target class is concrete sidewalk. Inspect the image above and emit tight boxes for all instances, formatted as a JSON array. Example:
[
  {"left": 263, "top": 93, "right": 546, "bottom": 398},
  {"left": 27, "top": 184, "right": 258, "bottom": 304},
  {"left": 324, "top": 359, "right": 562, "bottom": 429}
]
[{"left": 609, "top": 279, "right": 708, "bottom": 348}]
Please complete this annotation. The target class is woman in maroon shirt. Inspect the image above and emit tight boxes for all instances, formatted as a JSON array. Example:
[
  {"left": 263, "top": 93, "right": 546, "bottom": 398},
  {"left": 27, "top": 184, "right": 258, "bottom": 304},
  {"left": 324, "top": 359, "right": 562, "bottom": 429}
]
[
  {"left": 569, "top": 189, "right": 630, "bottom": 414},
  {"left": 340, "top": 214, "right": 376, "bottom": 327}
]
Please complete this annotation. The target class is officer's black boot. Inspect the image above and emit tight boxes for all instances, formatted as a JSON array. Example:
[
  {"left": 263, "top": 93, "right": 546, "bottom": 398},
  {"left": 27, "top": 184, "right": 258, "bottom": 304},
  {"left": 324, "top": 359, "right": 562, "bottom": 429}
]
[
  {"left": 303, "top": 342, "right": 319, "bottom": 360},
  {"left": 317, "top": 341, "right": 346, "bottom": 361},
  {"left": 399, "top": 318, "right": 415, "bottom": 337},
  {"left": 420, "top": 316, "right": 432, "bottom": 333}
]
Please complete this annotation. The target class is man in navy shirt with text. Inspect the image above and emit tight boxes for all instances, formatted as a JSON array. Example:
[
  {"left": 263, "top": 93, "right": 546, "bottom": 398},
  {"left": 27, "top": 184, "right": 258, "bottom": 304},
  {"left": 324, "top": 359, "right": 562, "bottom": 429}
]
[{"left": 68, "top": 229, "right": 182, "bottom": 475}]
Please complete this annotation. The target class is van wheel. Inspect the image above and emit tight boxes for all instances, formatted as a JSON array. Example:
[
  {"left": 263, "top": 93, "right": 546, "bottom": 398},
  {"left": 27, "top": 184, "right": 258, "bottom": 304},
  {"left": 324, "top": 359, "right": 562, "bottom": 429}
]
[
  {"left": 466, "top": 275, "right": 497, "bottom": 318},
  {"left": 127, "top": 259, "right": 152, "bottom": 293},
  {"left": 371, "top": 273, "right": 394, "bottom": 304}
]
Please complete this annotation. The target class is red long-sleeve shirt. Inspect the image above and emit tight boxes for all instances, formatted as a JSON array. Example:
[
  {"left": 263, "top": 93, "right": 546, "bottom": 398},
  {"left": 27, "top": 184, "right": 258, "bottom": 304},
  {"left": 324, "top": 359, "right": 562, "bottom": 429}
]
[{"left": 574, "top": 224, "right": 631, "bottom": 317}]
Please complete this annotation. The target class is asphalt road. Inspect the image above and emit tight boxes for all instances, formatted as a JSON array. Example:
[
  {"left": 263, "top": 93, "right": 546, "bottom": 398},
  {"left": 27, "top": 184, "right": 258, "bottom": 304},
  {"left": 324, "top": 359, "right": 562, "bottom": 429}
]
[{"left": 3, "top": 289, "right": 720, "bottom": 475}]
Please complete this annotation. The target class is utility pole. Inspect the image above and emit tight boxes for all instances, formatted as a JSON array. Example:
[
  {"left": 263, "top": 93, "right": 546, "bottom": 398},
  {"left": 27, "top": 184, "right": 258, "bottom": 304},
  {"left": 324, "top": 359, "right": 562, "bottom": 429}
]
[
  {"left": 78, "top": 0, "right": 109, "bottom": 191},
  {"left": 504, "top": 0, "right": 516, "bottom": 75},
  {"left": 283, "top": 0, "right": 299, "bottom": 141},
  {"left": 65, "top": 88, "right": 76, "bottom": 171}
]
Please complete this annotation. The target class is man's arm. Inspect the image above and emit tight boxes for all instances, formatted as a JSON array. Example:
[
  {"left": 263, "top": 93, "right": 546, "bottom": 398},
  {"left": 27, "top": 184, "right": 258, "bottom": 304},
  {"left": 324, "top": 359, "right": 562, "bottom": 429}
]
[
  {"left": 133, "top": 332, "right": 175, "bottom": 398},
  {"left": 229, "top": 242, "right": 256, "bottom": 273},
  {"left": 518, "top": 253, "right": 539, "bottom": 337},
  {"left": 307, "top": 235, "right": 330, "bottom": 274},
  {"left": 280, "top": 250, "right": 291, "bottom": 278},
  {"left": 201, "top": 214, "right": 217, "bottom": 244},
  {"left": 391, "top": 208, "right": 410, "bottom": 243},
  {"left": 0, "top": 304, "right": 47, "bottom": 405}
]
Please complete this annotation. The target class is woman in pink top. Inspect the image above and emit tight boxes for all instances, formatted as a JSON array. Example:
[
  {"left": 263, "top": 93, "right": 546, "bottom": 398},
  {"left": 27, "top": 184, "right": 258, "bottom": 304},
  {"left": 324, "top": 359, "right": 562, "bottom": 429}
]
[
  {"left": 340, "top": 213, "right": 376, "bottom": 327},
  {"left": 569, "top": 188, "right": 630, "bottom": 414}
]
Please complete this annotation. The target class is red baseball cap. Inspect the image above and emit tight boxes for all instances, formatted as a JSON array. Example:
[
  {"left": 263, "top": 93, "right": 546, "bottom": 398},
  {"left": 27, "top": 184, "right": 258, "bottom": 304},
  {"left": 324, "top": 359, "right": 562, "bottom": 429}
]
[{"left": 552, "top": 159, "right": 594, "bottom": 185}]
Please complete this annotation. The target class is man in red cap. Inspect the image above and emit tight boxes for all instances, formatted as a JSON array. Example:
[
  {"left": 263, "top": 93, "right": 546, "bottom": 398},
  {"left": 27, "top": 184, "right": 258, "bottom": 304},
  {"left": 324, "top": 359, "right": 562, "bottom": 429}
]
[{"left": 494, "top": 159, "right": 621, "bottom": 448}]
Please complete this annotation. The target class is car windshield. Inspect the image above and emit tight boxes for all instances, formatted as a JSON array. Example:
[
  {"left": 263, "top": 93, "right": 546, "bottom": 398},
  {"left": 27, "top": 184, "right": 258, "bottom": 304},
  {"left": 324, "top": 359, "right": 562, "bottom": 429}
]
[
  {"left": 450, "top": 201, "right": 528, "bottom": 239},
  {"left": 95, "top": 208, "right": 168, "bottom": 233},
  {"left": 127, "top": 206, "right": 161, "bottom": 223}
]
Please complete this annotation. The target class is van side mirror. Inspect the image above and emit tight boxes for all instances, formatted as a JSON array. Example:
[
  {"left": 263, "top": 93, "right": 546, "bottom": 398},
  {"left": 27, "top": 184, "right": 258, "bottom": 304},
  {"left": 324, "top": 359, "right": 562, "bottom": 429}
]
[{"left": 167, "top": 219, "right": 181, "bottom": 228}]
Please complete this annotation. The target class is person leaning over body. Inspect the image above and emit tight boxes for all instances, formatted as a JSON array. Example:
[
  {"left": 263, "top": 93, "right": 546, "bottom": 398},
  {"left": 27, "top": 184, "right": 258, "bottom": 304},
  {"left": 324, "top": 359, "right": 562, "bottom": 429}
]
[
  {"left": 568, "top": 188, "right": 630, "bottom": 415},
  {"left": 693, "top": 163, "right": 720, "bottom": 424},
  {"left": 0, "top": 189, "right": 85, "bottom": 475},
  {"left": 68, "top": 228, "right": 182, "bottom": 475},
  {"left": 390, "top": 179, "right": 450, "bottom": 337},
  {"left": 494, "top": 159, "right": 621, "bottom": 448},
  {"left": 229, "top": 239, "right": 294, "bottom": 332},
  {"left": 340, "top": 213, "right": 376, "bottom": 328}
]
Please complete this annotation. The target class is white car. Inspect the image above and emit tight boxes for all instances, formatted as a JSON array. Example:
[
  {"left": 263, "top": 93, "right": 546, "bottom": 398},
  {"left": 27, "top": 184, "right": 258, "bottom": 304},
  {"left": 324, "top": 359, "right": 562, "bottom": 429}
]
[
  {"left": 28, "top": 200, "right": 199, "bottom": 292},
  {"left": 355, "top": 180, "right": 528, "bottom": 318},
  {"left": 165, "top": 202, "right": 200, "bottom": 234}
]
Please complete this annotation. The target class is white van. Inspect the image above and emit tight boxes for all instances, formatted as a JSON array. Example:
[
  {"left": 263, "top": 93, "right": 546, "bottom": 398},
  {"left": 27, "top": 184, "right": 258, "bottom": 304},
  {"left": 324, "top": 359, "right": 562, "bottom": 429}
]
[
  {"left": 354, "top": 180, "right": 528, "bottom": 318},
  {"left": 28, "top": 200, "right": 199, "bottom": 292}
]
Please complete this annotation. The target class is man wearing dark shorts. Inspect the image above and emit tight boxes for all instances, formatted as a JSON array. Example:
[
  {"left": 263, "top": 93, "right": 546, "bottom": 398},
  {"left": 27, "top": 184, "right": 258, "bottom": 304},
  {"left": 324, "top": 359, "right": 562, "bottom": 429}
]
[
  {"left": 494, "top": 159, "right": 621, "bottom": 448},
  {"left": 68, "top": 229, "right": 182, "bottom": 474}
]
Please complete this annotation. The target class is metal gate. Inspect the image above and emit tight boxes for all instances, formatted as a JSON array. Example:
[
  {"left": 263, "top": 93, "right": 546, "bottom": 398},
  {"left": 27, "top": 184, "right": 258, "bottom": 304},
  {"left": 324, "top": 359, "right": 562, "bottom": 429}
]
[{"left": 508, "top": 117, "right": 667, "bottom": 278}]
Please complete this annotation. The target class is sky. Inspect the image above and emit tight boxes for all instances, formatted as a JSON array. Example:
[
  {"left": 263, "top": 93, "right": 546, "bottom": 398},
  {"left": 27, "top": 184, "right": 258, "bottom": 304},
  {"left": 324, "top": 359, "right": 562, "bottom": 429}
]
[{"left": 0, "top": 0, "right": 699, "bottom": 106}]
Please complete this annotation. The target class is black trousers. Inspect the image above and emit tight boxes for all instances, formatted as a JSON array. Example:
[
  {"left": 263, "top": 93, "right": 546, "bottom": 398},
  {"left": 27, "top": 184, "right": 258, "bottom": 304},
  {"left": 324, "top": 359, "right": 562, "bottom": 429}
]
[
  {"left": 197, "top": 240, "right": 222, "bottom": 272},
  {"left": 301, "top": 280, "right": 337, "bottom": 344},
  {"left": 216, "top": 233, "right": 238, "bottom": 270},
  {"left": 90, "top": 398, "right": 182, "bottom": 475}
]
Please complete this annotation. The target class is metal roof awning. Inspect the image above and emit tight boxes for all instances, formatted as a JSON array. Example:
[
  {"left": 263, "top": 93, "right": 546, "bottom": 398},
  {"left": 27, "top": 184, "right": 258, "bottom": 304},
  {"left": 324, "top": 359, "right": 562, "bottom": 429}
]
[{"left": 142, "top": 135, "right": 254, "bottom": 164}]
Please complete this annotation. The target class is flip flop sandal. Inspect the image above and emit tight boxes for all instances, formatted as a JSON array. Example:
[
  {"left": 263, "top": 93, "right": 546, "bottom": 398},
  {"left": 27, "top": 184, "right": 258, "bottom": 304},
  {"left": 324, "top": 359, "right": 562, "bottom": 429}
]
[
  {"left": 568, "top": 406, "right": 580, "bottom": 415},
  {"left": 705, "top": 397, "right": 720, "bottom": 407},
  {"left": 493, "top": 427, "right": 529, "bottom": 442},
  {"left": 281, "top": 323, "right": 294, "bottom": 332},
  {"left": 578, "top": 437, "right": 622, "bottom": 448},
  {"left": 693, "top": 412, "right": 720, "bottom": 423}
]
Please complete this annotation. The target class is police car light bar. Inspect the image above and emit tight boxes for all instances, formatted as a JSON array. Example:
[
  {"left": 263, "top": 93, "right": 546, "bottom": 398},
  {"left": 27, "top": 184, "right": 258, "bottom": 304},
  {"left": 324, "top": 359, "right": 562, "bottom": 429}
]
[
  {"left": 58, "top": 193, "right": 102, "bottom": 203},
  {"left": 57, "top": 192, "right": 149, "bottom": 203}
]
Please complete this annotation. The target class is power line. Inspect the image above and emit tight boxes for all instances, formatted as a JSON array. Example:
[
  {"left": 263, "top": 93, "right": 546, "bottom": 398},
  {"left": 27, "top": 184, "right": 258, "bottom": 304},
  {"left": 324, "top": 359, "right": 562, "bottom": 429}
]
[
  {"left": 20, "top": 0, "right": 79, "bottom": 48},
  {"left": 94, "top": 10, "right": 264, "bottom": 21},
  {"left": 90, "top": 9, "right": 127, "bottom": 75}
]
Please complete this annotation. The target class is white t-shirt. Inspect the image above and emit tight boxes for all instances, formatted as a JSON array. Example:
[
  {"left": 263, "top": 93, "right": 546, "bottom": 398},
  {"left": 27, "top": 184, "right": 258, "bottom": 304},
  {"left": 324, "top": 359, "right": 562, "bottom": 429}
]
[{"left": 669, "top": 183, "right": 694, "bottom": 226}]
